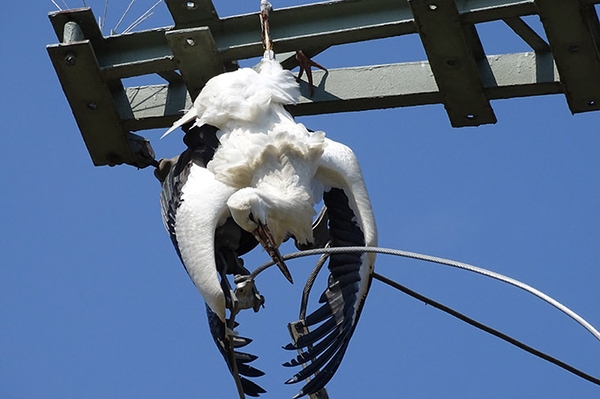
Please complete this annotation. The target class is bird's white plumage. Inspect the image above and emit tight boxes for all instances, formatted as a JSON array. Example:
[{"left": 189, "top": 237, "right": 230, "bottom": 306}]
[
  {"left": 176, "top": 165, "right": 237, "bottom": 320},
  {"left": 163, "top": 52, "right": 299, "bottom": 137},
  {"left": 162, "top": 49, "right": 377, "bottom": 397},
  {"left": 166, "top": 54, "right": 328, "bottom": 321}
]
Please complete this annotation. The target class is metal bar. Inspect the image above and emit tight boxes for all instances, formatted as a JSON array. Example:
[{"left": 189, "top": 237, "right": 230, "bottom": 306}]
[
  {"left": 49, "top": 0, "right": 567, "bottom": 81},
  {"left": 409, "top": 0, "right": 497, "bottom": 127},
  {"left": 536, "top": 0, "right": 600, "bottom": 113},
  {"left": 122, "top": 83, "right": 190, "bottom": 132},
  {"left": 157, "top": 70, "right": 184, "bottom": 84},
  {"left": 47, "top": 41, "right": 134, "bottom": 166},
  {"left": 165, "top": 27, "right": 225, "bottom": 100},
  {"left": 46, "top": 0, "right": 600, "bottom": 169},
  {"left": 503, "top": 16, "right": 550, "bottom": 52},
  {"left": 120, "top": 52, "right": 561, "bottom": 129}
]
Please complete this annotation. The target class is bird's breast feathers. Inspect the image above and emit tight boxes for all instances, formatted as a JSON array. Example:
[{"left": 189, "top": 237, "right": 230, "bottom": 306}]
[{"left": 208, "top": 126, "right": 326, "bottom": 190}]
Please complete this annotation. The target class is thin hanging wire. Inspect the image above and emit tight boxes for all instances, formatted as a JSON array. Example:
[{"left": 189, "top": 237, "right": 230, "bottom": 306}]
[
  {"left": 112, "top": 0, "right": 136, "bottom": 34},
  {"left": 122, "top": 0, "right": 162, "bottom": 33},
  {"left": 100, "top": 0, "right": 110, "bottom": 33},
  {"left": 298, "top": 248, "right": 330, "bottom": 320},
  {"left": 51, "top": 0, "right": 63, "bottom": 11}
]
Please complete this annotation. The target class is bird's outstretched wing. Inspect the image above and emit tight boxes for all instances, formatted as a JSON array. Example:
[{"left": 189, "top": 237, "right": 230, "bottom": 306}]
[
  {"left": 160, "top": 124, "right": 265, "bottom": 397},
  {"left": 283, "top": 139, "right": 377, "bottom": 398}
]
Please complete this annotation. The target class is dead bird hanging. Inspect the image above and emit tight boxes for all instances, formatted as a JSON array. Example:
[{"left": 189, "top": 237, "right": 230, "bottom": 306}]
[{"left": 158, "top": 1, "right": 376, "bottom": 397}]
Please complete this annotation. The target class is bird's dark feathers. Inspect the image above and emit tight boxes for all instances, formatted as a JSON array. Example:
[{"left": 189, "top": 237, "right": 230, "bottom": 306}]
[
  {"left": 283, "top": 188, "right": 372, "bottom": 398},
  {"left": 207, "top": 304, "right": 266, "bottom": 397}
]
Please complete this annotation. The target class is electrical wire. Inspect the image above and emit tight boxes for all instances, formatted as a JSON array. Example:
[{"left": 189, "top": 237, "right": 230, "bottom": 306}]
[
  {"left": 250, "top": 245, "right": 600, "bottom": 387},
  {"left": 372, "top": 272, "right": 600, "bottom": 387}
]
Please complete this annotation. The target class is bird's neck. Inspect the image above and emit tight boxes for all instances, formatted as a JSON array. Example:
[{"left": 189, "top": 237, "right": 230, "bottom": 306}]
[{"left": 254, "top": 164, "right": 317, "bottom": 246}]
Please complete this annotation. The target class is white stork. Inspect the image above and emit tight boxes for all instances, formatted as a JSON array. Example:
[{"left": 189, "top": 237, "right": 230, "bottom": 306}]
[{"left": 158, "top": 2, "right": 377, "bottom": 397}]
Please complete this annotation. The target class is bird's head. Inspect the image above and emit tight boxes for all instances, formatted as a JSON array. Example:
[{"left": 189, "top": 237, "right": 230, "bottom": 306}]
[
  {"left": 227, "top": 188, "right": 295, "bottom": 283},
  {"left": 228, "top": 188, "right": 270, "bottom": 240}
]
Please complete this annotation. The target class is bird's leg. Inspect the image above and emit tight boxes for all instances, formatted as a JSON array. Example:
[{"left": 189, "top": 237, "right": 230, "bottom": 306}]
[
  {"left": 219, "top": 251, "right": 265, "bottom": 316},
  {"left": 231, "top": 254, "right": 265, "bottom": 313},
  {"left": 295, "top": 50, "right": 328, "bottom": 97},
  {"left": 217, "top": 252, "right": 239, "bottom": 322},
  {"left": 260, "top": 0, "right": 273, "bottom": 53}
]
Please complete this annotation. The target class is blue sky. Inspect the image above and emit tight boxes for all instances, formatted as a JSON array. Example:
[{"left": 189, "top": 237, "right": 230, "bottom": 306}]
[{"left": 2, "top": 1, "right": 600, "bottom": 398}]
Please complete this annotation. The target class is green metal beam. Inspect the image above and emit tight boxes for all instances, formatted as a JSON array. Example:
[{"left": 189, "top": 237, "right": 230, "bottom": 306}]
[
  {"left": 47, "top": 40, "right": 135, "bottom": 166},
  {"left": 165, "top": 27, "right": 225, "bottom": 100},
  {"left": 46, "top": 0, "right": 600, "bottom": 167},
  {"left": 47, "top": 0, "right": 564, "bottom": 80},
  {"left": 120, "top": 51, "right": 561, "bottom": 128}
]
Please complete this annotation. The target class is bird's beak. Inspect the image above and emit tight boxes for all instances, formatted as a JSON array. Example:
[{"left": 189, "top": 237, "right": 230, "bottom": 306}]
[{"left": 253, "top": 222, "right": 294, "bottom": 284}]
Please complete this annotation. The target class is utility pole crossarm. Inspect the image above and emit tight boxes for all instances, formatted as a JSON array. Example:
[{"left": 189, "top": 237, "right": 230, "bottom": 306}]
[{"left": 47, "top": 0, "right": 600, "bottom": 167}]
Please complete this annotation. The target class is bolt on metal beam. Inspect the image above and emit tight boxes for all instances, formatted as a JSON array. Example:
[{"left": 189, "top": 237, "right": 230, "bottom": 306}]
[{"left": 165, "top": 26, "right": 226, "bottom": 100}]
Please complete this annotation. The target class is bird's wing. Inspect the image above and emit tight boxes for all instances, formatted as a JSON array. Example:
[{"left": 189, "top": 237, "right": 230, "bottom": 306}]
[
  {"left": 206, "top": 304, "right": 266, "bottom": 397},
  {"left": 160, "top": 124, "right": 264, "bottom": 397},
  {"left": 160, "top": 124, "right": 228, "bottom": 301},
  {"left": 284, "top": 138, "right": 377, "bottom": 398}
]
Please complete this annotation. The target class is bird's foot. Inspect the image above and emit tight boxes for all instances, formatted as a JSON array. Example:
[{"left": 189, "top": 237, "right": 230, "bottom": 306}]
[
  {"left": 233, "top": 275, "right": 265, "bottom": 313},
  {"left": 295, "top": 50, "right": 327, "bottom": 97}
]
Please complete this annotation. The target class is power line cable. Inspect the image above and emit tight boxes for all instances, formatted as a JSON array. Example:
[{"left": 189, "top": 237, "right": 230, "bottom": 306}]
[
  {"left": 372, "top": 272, "right": 600, "bottom": 386},
  {"left": 250, "top": 245, "right": 600, "bottom": 387}
]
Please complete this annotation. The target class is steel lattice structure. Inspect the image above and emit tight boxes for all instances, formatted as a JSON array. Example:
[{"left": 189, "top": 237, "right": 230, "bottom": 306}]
[{"left": 48, "top": 0, "right": 600, "bottom": 168}]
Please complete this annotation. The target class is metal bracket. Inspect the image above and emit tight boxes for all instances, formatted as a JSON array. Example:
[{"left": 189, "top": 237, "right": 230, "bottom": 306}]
[
  {"left": 165, "top": 27, "right": 226, "bottom": 100},
  {"left": 536, "top": 0, "right": 600, "bottom": 113},
  {"left": 409, "top": 0, "right": 497, "bottom": 127},
  {"left": 48, "top": 40, "right": 134, "bottom": 167}
]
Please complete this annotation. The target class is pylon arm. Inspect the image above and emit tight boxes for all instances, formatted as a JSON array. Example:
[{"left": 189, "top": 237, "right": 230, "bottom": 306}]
[{"left": 47, "top": 0, "right": 600, "bottom": 167}]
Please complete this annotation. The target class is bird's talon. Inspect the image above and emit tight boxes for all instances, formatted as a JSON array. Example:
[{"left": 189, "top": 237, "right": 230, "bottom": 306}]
[
  {"left": 233, "top": 277, "right": 265, "bottom": 313},
  {"left": 295, "top": 50, "right": 327, "bottom": 97}
]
